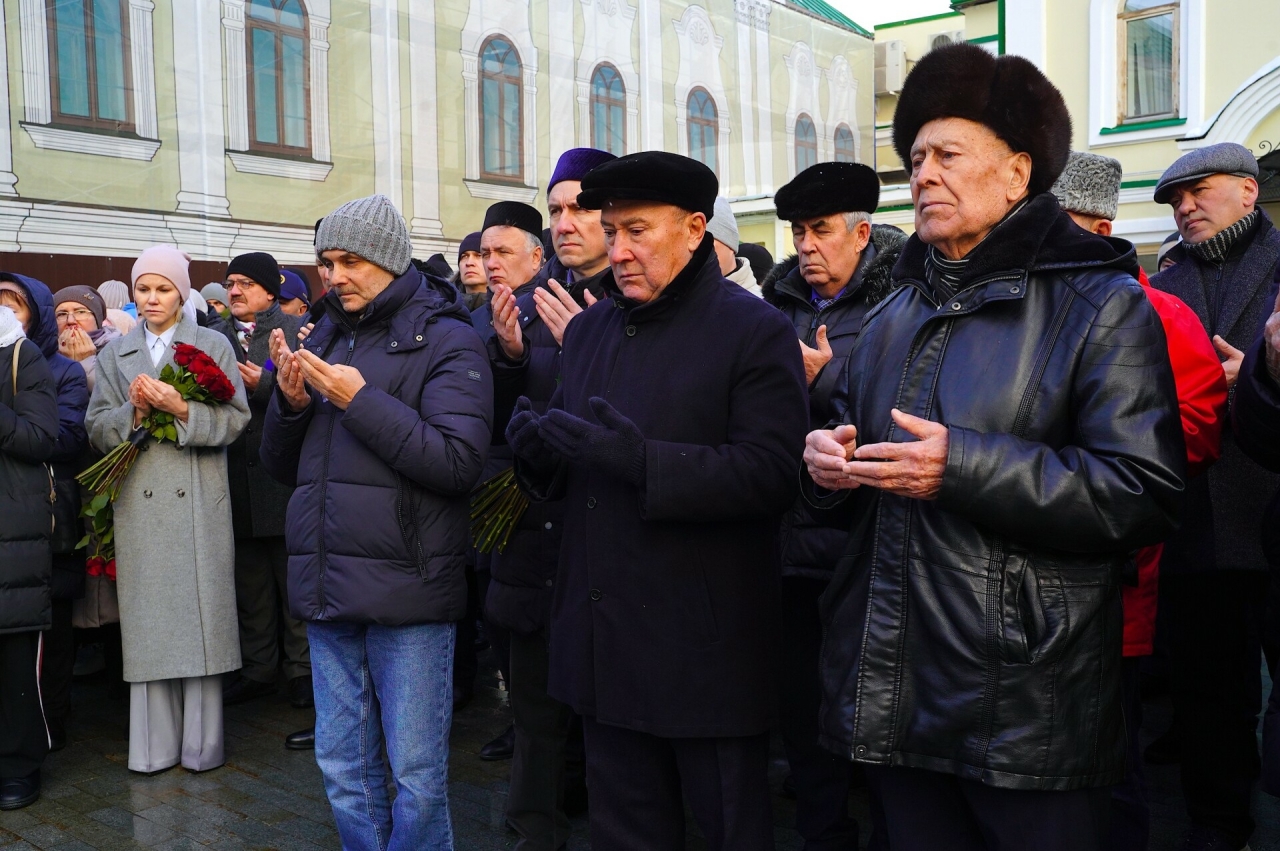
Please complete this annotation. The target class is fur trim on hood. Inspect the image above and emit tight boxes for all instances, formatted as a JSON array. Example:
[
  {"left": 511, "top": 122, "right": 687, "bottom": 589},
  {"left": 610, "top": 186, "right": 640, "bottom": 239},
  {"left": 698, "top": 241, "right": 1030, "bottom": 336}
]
[{"left": 762, "top": 224, "right": 908, "bottom": 307}]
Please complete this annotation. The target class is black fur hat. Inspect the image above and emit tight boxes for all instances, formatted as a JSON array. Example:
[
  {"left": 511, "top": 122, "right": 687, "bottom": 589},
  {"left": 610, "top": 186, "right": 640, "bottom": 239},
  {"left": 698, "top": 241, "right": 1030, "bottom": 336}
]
[{"left": 892, "top": 43, "right": 1072, "bottom": 198}]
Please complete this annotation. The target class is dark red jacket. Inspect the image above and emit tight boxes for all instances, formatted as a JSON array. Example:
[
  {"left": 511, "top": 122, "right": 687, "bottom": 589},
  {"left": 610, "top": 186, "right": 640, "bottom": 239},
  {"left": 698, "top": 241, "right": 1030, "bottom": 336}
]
[{"left": 1124, "top": 270, "right": 1227, "bottom": 656}]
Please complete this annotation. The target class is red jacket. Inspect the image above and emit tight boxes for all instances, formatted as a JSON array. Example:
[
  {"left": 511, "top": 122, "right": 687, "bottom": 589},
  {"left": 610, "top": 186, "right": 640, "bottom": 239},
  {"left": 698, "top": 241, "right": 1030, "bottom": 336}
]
[{"left": 1124, "top": 269, "right": 1227, "bottom": 656}]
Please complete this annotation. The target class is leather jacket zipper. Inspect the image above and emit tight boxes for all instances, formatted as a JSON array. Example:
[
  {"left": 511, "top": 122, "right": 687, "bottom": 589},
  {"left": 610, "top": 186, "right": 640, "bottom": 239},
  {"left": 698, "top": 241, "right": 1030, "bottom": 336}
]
[{"left": 316, "top": 327, "right": 358, "bottom": 615}]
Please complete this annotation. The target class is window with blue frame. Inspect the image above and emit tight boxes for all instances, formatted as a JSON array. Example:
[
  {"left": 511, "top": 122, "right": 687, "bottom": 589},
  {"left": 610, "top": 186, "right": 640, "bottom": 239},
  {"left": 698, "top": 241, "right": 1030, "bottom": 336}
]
[
  {"left": 590, "top": 64, "right": 625, "bottom": 156},
  {"left": 480, "top": 37, "right": 523, "bottom": 180},
  {"left": 247, "top": 0, "right": 309, "bottom": 154},
  {"left": 47, "top": 0, "right": 133, "bottom": 130},
  {"left": 687, "top": 88, "right": 718, "bottom": 176}
]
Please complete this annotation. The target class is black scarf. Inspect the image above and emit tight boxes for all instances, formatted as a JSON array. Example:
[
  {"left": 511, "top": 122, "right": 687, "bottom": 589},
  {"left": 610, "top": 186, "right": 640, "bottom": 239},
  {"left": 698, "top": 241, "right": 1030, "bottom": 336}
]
[{"left": 1184, "top": 209, "right": 1259, "bottom": 265}]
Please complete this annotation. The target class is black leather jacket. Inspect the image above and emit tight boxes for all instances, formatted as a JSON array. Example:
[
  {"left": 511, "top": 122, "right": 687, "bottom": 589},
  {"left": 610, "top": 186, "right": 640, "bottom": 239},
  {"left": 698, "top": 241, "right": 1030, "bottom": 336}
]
[{"left": 806, "top": 194, "right": 1186, "bottom": 790}]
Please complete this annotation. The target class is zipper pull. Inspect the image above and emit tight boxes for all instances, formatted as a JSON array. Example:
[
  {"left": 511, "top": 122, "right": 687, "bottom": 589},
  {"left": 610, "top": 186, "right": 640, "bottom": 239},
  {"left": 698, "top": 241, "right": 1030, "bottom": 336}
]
[{"left": 348, "top": 332, "right": 356, "bottom": 353}]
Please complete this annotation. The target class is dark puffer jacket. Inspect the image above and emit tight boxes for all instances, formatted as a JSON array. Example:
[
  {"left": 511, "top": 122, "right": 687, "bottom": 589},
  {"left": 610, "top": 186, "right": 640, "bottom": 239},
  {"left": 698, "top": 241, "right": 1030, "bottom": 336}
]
[
  {"left": 0, "top": 325, "right": 59, "bottom": 634},
  {"left": 2, "top": 275, "right": 90, "bottom": 598},
  {"left": 761, "top": 225, "right": 906, "bottom": 580},
  {"left": 807, "top": 193, "right": 1185, "bottom": 790},
  {"left": 260, "top": 268, "right": 493, "bottom": 625}
]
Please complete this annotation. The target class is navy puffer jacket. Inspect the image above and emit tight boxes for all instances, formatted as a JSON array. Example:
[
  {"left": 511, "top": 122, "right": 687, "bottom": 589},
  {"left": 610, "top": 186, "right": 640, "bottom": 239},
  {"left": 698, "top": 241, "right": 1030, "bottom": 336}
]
[{"left": 260, "top": 268, "right": 493, "bottom": 625}]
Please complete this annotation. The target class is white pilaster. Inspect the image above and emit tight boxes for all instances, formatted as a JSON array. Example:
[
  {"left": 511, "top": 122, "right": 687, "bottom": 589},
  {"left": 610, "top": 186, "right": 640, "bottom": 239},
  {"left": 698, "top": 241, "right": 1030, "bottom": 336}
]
[
  {"left": 549, "top": 0, "right": 576, "bottom": 158},
  {"left": 753, "top": 5, "right": 773, "bottom": 191},
  {"left": 128, "top": 0, "right": 158, "bottom": 139},
  {"left": 19, "top": 0, "right": 51, "bottom": 125},
  {"left": 369, "top": 0, "right": 403, "bottom": 209},
  {"left": 1003, "top": 0, "right": 1046, "bottom": 68},
  {"left": 309, "top": 15, "right": 331, "bottom": 162},
  {"left": 407, "top": 0, "right": 442, "bottom": 238},
  {"left": 638, "top": 0, "right": 663, "bottom": 150},
  {"left": 221, "top": 0, "right": 248, "bottom": 151},
  {"left": 734, "top": 1, "right": 756, "bottom": 193},
  {"left": 0, "top": 9, "right": 19, "bottom": 198},
  {"left": 172, "top": 0, "right": 230, "bottom": 217}
]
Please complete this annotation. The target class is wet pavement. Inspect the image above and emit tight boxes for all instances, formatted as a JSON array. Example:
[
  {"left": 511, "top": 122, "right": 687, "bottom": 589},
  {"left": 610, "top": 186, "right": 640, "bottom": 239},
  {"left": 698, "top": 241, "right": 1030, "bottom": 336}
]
[{"left": 3, "top": 654, "right": 1280, "bottom": 850}]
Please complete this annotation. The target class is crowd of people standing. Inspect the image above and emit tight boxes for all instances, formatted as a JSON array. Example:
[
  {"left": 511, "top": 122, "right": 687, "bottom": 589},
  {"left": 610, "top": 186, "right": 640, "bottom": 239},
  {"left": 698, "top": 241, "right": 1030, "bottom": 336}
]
[{"left": 1, "top": 40, "right": 1279, "bottom": 851}]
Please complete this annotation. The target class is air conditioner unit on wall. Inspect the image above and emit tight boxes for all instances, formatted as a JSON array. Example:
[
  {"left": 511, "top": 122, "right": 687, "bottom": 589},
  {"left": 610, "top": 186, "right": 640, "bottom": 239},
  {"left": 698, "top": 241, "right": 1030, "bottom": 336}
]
[
  {"left": 874, "top": 40, "right": 905, "bottom": 95},
  {"left": 927, "top": 30, "right": 966, "bottom": 53}
]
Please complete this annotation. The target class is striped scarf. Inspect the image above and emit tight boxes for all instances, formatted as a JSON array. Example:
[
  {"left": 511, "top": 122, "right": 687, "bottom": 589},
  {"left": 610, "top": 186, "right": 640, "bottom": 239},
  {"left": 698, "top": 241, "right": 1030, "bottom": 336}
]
[
  {"left": 924, "top": 249, "right": 969, "bottom": 299},
  {"left": 1184, "top": 210, "right": 1259, "bottom": 264}
]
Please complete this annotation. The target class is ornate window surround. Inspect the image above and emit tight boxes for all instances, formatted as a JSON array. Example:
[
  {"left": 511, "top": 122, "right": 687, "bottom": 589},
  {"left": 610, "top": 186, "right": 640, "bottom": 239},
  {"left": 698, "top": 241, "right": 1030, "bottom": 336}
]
[
  {"left": 673, "top": 5, "right": 730, "bottom": 181},
  {"left": 18, "top": 0, "right": 160, "bottom": 160},
  {"left": 784, "top": 41, "right": 823, "bottom": 178},
  {"left": 576, "top": 0, "right": 638, "bottom": 155},
  {"left": 221, "top": 0, "right": 332, "bottom": 181},
  {"left": 825, "top": 54, "right": 861, "bottom": 163}
]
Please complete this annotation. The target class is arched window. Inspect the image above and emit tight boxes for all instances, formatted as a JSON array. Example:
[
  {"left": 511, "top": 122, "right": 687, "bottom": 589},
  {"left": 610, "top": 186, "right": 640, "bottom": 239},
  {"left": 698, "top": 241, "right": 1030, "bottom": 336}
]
[
  {"left": 687, "top": 88, "right": 718, "bottom": 176},
  {"left": 590, "top": 65, "right": 626, "bottom": 156},
  {"left": 833, "top": 125, "right": 856, "bottom": 163},
  {"left": 795, "top": 114, "right": 818, "bottom": 173},
  {"left": 247, "top": 0, "right": 309, "bottom": 153},
  {"left": 47, "top": 0, "right": 133, "bottom": 129},
  {"left": 480, "top": 37, "right": 523, "bottom": 180},
  {"left": 1118, "top": 0, "right": 1178, "bottom": 122}
]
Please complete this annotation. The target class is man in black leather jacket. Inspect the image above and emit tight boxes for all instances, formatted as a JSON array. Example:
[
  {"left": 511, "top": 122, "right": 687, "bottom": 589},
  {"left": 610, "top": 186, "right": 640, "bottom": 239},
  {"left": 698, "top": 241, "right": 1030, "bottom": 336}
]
[
  {"left": 762, "top": 161, "right": 903, "bottom": 851},
  {"left": 802, "top": 44, "right": 1185, "bottom": 851}
]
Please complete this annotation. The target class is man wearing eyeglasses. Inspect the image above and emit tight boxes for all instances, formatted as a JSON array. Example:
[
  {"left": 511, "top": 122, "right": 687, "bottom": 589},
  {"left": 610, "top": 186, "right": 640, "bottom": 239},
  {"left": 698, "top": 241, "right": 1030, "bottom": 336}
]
[{"left": 220, "top": 252, "right": 312, "bottom": 711}]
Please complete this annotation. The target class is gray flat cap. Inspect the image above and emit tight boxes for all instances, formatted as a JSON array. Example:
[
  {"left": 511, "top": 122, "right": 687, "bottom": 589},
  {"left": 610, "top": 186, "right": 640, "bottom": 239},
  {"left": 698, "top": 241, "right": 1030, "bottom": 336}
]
[
  {"left": 315, "top": 194, "right": 413, "bottom": 275},
  {"left": 1051, "top": 152, "right": 1123, "bottom": 221},
  {"left": 1154, "top": 142, "right": 1259, "bottom": 204},
  {"left": 707, "top": 197, "right": 740, "bottom": 253}
]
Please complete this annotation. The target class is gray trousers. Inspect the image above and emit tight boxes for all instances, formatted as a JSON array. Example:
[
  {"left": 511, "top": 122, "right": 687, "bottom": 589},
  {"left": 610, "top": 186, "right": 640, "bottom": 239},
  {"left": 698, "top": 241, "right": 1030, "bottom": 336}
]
[
  {"left": 234, "top": 536, "right": 310, "bottom": 683},
  {"left": 128, "top": 675, "right": 223, "bottom": 773}
]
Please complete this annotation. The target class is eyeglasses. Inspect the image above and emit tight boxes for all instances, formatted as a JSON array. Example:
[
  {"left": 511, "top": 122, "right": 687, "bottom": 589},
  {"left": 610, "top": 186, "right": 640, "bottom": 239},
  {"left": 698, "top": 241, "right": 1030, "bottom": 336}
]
[{"left": 56, "top": 308, "right": 96, "bottom": 322}]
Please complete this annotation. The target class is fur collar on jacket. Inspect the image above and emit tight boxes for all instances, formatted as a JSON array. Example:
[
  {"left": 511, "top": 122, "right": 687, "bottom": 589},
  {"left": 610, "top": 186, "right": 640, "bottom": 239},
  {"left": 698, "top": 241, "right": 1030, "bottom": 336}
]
[{"left": 761, "top": 224, "right": 908, "bottom": 308}]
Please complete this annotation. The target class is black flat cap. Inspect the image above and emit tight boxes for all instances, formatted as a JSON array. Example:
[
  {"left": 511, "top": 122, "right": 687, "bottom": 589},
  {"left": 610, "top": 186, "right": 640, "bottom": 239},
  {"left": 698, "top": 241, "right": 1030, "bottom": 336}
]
[
  {"left": 483, "top": 201, "right": 543, "bottom": 239},
  {"left": 892, "top": 43, "right": 1071, "bottom": 198},
  {"left": 775, "top": 162, "right": 880, "bottom": 222},
  {"left": 577, "top": 151, "right": 718, "bottom": 218}
]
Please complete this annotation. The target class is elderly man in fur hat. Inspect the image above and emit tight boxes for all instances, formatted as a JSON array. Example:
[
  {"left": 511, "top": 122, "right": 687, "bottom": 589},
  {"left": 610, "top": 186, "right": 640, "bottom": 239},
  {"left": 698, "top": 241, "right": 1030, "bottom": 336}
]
[
  {"left": 761, "top": 160, "right": 905, "bottom": 851},
  {"left": 802, "top": 44, "right": 1186, "bottom": 849}
]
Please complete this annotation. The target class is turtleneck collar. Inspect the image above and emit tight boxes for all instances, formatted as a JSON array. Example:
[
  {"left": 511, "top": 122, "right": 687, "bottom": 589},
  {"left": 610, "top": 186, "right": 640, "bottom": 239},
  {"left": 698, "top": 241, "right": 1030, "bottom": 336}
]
[{"left": 1184, "top": 209, "right": 1259, "bottom": 265}]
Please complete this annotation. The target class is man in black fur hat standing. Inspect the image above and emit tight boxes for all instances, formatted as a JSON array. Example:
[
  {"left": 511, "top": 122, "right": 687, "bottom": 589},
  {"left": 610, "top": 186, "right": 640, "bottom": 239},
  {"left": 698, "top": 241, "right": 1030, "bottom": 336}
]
[
  {"left": 802, "top": 44, "right": 1185, "bottom": 850},
  {"left": 761, "top": 161, "right": 904, "bottom": 851}
]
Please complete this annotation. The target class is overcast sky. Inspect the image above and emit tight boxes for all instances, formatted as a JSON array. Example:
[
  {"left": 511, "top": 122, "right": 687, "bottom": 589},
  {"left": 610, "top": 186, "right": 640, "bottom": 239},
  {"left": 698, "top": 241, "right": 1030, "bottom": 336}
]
[{"left": 829, "top": 0, "right": 953, "bottom": 29}]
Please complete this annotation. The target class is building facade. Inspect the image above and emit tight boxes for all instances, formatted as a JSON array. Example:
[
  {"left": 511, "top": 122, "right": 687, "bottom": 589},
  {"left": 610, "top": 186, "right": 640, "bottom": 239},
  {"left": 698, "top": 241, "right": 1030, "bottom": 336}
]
[
  {"left": 870, "top": 0, "right": 1280, "bottom": 267},
  {"left": 0, "top": 0, "right": 873, "bottom": 286}
]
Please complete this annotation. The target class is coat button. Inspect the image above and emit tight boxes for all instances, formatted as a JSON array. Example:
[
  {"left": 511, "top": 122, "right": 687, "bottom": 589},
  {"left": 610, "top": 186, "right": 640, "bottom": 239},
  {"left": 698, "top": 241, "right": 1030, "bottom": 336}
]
[
  {"left": 391, "top": 341, "right": 398, "bottom": 347},
  {"left": 589, "top": 589, "right": 602, "bottom": 601},
  {"left": 247, "top": 460, "right": 256, "bottom": 467},
  {"left": 625, "top": 325, "right": 636, "bottom": 337},
  {"left": 854, "top": 744, "right": 868, "bottom": 757},
  {"left": 415, "top": 335, "right": 423, "bottom": 342},
  {"left": 1010, "top": 286, "right": 1020, "bottom": 294},
  {"left": 951, "top": 302, "right": 962, "bottom": 311},
  {"left": 545, "top": 579, "right": 553, "bottom": 587},
  {"left": 544, "top": 522, "right": 553, "bottom": 530},
  {"left": 587, "top": 497, "right": 597, "bottom": 509},
  {"left": 176, "top": 489, "right": 185, "bottom": 498},
  {"left": 143, "top": 489, "right": 152, "bottom": 498}
]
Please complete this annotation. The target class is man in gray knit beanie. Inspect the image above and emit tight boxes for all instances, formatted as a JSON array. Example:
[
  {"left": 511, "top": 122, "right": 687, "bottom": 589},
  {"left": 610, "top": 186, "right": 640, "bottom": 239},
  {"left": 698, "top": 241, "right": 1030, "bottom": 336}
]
[{"left": 315, "top": 194, "right": 413, "bottom": 281}]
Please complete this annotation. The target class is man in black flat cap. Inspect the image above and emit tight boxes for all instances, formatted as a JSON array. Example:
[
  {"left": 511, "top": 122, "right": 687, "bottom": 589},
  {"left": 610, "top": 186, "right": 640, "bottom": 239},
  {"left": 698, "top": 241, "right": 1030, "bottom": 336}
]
[
  {"left": 1148, "top": 142, "right": 1280, "bottom": 851},
  {"left": 505, "top": 151, "right": 808, "bottom": 850},
  {"left": 760, "top": 161, "right": 905, "bottom": 851},
  {"left": 802, "top": 44, "right": 1184, "bottom": 850}
]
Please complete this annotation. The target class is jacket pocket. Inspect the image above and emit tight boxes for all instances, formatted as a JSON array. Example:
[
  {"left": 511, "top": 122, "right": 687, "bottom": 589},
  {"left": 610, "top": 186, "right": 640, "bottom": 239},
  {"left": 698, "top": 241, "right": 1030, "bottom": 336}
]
[{"left": 1000, "top": 552, "right": 1069, "bottom": 665}]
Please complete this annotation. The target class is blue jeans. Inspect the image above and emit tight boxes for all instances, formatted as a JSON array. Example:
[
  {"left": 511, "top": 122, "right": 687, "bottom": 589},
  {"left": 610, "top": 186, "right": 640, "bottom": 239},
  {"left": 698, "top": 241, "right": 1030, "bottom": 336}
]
[{"left": 309, "top": 621, "right": 456, "bottom": 851}]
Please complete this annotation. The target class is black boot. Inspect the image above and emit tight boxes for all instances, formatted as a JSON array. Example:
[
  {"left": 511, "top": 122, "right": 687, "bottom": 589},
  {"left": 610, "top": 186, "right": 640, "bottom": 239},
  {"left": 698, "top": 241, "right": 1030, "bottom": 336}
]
[
  {"left": 479, "top": 723, "right": 515, "bottom": 761},
  {"left": 0, "top": 772, "right": 40, "bottom": 810}
]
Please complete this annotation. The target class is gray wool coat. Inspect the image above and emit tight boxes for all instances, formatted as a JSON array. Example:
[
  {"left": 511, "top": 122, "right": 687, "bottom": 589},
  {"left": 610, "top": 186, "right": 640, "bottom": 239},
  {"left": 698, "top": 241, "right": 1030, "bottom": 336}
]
[{"left": 85, "top": 315, "right": 250, "bottom": 682}]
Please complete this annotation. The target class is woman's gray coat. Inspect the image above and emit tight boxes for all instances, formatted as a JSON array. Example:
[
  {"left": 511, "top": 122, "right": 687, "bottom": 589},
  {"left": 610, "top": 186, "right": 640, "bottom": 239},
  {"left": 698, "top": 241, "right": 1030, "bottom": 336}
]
[{"left": 85, "top": 315, "right": 250, "bottom": 682}]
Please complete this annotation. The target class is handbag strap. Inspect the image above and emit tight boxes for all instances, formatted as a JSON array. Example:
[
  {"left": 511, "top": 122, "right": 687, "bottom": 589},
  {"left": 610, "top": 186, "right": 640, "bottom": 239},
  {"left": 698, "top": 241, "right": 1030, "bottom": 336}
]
[{"left": 11, "top": 337, "right": 20, "bottom": 396}]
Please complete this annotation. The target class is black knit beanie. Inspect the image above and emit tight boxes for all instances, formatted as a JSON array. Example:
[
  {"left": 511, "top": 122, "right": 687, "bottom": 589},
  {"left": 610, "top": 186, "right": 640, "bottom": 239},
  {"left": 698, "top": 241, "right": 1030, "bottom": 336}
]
[{"left": 226, "top": 252, "right": 283, "bottom": 298}]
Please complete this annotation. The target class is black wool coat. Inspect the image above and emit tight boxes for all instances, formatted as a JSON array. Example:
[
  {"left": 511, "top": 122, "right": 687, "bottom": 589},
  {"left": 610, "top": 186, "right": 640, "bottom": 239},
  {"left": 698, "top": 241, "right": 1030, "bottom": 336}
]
[
  {"left": 1151, "top": 209, "right": 1280, "bottom": 574},
  {"left": 517, "top": 237, "right": 809, "bottom": 737},
  {"left": 762, "top": 224, "right": 906, "bottom": 581},
  {"left": 229, "top": 301, "right": 301, "bottom": 539}
]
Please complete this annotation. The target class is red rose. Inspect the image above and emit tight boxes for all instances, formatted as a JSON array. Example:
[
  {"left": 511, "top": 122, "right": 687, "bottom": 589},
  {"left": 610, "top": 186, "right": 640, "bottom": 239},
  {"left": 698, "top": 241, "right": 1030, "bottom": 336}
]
[
  {"left": 86, "top": 556, "right": 105, "bottom": 576},
  {"left": 105, "top": 559, "right": 117, "bottom": 581},
  {"left": 173, "top": 344, "right": 197, "bottom": 368}
]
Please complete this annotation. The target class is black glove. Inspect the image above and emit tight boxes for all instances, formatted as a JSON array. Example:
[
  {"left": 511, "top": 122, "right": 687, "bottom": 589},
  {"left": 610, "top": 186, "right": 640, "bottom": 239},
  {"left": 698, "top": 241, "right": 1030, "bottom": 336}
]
[
  {"left": 505, "top": 397, "right": 558, "bottom": 469},
  {"left": 538, "top": 397, "right": 646, "bottom": 485}
]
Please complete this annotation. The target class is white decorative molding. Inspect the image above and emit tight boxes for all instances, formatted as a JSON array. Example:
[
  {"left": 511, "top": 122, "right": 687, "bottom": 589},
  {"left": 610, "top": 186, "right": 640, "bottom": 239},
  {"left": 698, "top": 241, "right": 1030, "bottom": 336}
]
[
  {"left": 21, "top": 123, "right": 160, "bottom": 160},
  {"left": 172, "top": 0, "right": 230, "bottom": 217},
  {"left": 227, "top": 150, "right": 331, "bottom": 180},
  {"left": 459, "top": 0, "right": 540, "bottom": 191},
  {"left": 1110, "top": 214, "right": 1178, "bottom": 250},
  {"left": 369, "top": 0, "right": 402, "bottom": 208},
  {"left": 221, "top": 0, "right": 248, "bottom": 151},
  {"left": 753, "top": 10, "right": 773, "bottom": 191},
  {"left": 1178, "top": 58, "right": 1280, "bottom": 150},
  {"left": 1088, "top": 0, "right": 1206, "bottom": 147},
  {"left": 637, "top": 0, "right": 664, "bottom": 150},
  {"left": 733, "top": 6, "right": 757, "bottom": 192},
  {"left": 19, "top": 0, "right": 51, "bottom": 125},
  {"left": 550, "top": 0, "right": 577, "bottom": 156},
  {"left": 128, "top": 0, "right": 158, "bottom": 140},
  {"left": 576, "top": 0, "right": 638, "bottom": 153},
  {"left": 1003, "top": 0, "right": 1046, "bottom": 69},
  {"left": 407, "top": 0, "right": 442, "bottom": 239},
  {"left": 785, "top": 42, "right": 825, "bottom": 176},
  {"left": 309, "top": 14, "right": 331, "bottom": 162},
  {"left": 0, "top": 8, "right": 20, "bottom": 196},
  {"left": 825, "top": 54, "right": 860, "bottom": 162},
  {"left": 673, "top": 6, "right": 731, "bottom": 181},
  {"left": 463, "top": 179, "right": 539, "bottom": 202}
]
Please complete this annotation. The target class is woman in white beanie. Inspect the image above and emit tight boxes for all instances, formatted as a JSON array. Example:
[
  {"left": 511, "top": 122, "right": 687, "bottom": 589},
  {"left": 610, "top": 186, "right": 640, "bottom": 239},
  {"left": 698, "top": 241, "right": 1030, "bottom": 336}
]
[{"left": 85, "top": 245, "right": 250, "bottom": 774}]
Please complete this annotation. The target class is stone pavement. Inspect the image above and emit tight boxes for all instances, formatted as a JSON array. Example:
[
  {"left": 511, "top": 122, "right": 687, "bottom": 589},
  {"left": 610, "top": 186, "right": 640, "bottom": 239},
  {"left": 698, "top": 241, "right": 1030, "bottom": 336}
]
[{"left": 3, "top": 656, "right": 1280, "bottom": 850}]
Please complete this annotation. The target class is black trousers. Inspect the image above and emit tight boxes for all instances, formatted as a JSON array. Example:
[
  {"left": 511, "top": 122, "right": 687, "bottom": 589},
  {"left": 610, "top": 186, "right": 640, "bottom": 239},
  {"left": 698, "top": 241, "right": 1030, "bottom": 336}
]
[
  {"left": 0, "top": 631, "right": 48, "bottom": 778},
  {"left": 867, "top": 765, "right": 1110, "bottom": 851},
  {"left": 582, "top": 716, "right": 774, "bottom": 851},
  {"left": 42, "top": 599, "right": 74, "bottom": 724},
  {"left": 507, "top": 629, "right": 574, "bottom": 851},
  {"left": 778, "top": 576, "right": 858, "bottom": 851},
  {"left": 453, "top": 563, "right": 480, "bottom": 693},
  {"left": 234, "top": 536, "right": 310, "bottom": 683},
  {"left": 1108, "top": 657, "right": 1147, "bottom": 851},
  {"left": 1165, "top": 570, "right": 1268, "bottom": 848}
]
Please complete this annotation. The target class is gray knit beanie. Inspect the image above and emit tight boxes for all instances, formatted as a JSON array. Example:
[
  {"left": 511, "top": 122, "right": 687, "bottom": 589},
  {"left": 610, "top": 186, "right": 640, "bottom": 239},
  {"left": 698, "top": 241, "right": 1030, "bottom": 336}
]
[
  {"left": 707, "top": 196, "right": 740, "bottom": 253},
  {"left": 315, "top": 194, "right": 413, "bottom": 275},
  {"left": 1050, "top": 152, "right": 1123, "bottom": 222}
]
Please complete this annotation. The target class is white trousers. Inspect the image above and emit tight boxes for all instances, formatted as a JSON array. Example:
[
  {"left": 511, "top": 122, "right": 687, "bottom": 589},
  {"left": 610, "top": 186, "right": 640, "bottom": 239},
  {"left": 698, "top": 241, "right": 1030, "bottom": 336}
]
[{"left": 128, "top": 675, "right": 224, "bottom": 773}]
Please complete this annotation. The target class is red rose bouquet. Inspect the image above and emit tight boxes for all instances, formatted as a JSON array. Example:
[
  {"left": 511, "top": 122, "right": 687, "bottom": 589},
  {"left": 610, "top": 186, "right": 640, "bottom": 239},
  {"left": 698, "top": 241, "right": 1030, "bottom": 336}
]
[{"left": 78, "top": 342, "right": 236, "bottom": 501}]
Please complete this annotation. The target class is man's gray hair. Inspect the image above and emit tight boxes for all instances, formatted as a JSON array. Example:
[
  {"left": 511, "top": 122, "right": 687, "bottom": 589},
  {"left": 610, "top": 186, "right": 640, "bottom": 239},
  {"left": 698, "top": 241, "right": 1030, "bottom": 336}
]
[
  {"left": 842, "top": 211, "right": 871, "bottom": 232},
  {"left": 522, "top": 230, "right": 543, "bottom": 255}
]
